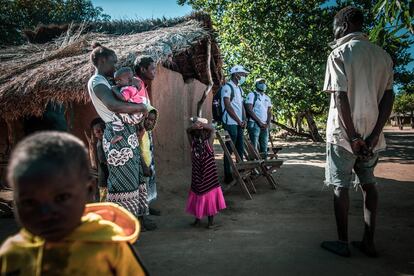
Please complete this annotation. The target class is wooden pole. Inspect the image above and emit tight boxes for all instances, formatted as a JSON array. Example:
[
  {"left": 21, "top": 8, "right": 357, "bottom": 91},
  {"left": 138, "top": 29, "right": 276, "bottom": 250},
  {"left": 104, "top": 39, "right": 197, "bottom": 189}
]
[{"left": 196, "top": 38, "right": 213, "bottom": 117}]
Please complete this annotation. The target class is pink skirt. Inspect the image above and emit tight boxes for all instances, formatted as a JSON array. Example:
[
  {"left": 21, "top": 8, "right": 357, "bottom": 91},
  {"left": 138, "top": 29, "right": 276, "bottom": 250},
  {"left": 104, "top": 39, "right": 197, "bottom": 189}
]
[{"left": 186, "top": 186, "right": 226, "bottom": 219}]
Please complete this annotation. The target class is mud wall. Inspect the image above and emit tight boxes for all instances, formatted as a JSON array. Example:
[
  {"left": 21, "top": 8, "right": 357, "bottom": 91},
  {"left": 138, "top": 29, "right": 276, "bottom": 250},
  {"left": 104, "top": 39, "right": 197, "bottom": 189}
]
[
  {"left": 68, "top": 102, "right": 99, "bottom": 146},
  {"left": 0, "top": 66, "right": 212, "bottom": 184},
  {"left": 151, "top": 65, "right": 213, "bottom": 173}
]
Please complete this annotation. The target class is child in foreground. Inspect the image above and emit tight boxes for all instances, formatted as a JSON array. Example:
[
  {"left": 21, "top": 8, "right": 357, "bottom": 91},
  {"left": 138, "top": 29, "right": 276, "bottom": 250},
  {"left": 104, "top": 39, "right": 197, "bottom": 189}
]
[
  {"left": 186, "top": 118, "right": 226, "bottom": 228},
  {"left": 0, "top": 131, "right": 148, "bottom": 275}
]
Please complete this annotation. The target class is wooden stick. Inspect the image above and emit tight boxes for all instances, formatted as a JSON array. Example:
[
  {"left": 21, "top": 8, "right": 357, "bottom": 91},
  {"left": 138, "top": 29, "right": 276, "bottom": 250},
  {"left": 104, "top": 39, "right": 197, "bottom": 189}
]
[{"left": 196, "top": 38, "right": 213, "bottom": 117}]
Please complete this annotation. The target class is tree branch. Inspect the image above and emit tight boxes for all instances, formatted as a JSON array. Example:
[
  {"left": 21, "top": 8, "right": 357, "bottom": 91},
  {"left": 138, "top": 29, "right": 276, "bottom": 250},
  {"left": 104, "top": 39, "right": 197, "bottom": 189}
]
[
  {"left": 271, "top": 119, "right": 313, "bottom": 140},
  {"left": 197, "top": 38, "right": 213, "bottom": 117}
]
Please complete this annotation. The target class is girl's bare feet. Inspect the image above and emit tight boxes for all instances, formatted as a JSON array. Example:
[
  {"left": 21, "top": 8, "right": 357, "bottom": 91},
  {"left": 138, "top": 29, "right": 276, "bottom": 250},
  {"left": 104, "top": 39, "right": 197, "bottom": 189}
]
[
  {"left": 191, "top": 218, "right": 201, "bottom": 227},
  {"left": 206, "top": 216, "right": 215, "bottom": 229}
]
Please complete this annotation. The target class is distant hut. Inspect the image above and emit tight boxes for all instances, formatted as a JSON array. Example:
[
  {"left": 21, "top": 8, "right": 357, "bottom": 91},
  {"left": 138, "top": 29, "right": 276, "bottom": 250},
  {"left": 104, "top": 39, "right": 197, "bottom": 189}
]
[
  {"left": 0, "top": 14, "right": 223, "bottom": 184},
  {"left": 389, "top": 112, "right": 414, "bottom": 129}
]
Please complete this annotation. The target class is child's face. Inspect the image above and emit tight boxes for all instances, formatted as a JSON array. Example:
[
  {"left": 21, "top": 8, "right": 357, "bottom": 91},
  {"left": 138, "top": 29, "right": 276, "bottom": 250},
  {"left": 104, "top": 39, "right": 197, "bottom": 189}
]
[
  {"left": 144, "top": 112, "right": 156, "bottom": 130},
  {"left": 92, "top": 124, "right": 104, "bottom": 140},
  {"left": 115, "top": 71, "right": 133, "bottom": 87},
  {"left": 14, "top": 168, "right": 92, "bottom": 242}
]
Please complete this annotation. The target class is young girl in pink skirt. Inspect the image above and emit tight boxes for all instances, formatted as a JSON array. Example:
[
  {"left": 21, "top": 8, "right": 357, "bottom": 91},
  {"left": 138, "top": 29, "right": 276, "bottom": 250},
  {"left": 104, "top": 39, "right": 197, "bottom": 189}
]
[{"left": 186, "top": 117, "right": 226, "bottom": 228}]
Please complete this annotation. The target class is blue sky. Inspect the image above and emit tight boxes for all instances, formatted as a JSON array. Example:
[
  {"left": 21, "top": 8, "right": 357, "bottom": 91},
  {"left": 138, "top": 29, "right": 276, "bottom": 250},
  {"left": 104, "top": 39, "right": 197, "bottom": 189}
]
[
  {"left": 92, "top": 0, "right": 412, "bottom": 71},
  {"left": 91, "top": 0, "right": 192, "bottom": 20}
]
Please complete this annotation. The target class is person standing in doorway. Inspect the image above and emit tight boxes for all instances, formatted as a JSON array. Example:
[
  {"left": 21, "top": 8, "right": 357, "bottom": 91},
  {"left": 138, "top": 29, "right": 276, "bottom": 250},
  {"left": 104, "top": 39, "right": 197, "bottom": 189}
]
[
  {"left": 246, "top": 78, "right": 272, "bottom": 158},
  {"left": 321, "top": 6, "right": 394, "bottom": 257},
  {"left": 222, "top": 65, "right": 248, "bottom": 183}
]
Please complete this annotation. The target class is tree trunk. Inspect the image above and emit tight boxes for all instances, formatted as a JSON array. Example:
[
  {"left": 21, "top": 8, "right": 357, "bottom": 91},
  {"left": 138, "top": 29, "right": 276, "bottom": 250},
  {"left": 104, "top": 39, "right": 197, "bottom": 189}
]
[
  {"left": 196, "top": 38, "right": 213, "bottom": 117},
  {"left": 411, "top": 110, "right": 414, "bottom": 129},
  {"left": 284, "top": 109, "right": 295, "bottom": 128},
  {"left": 287, "top": 115, "right": 294, "bottom": 128},
  {"left": 271, "top": 119, "right": 313, "bottom": 140},
  {"left": 296, "top": 113, "right": 304, "bottom": 133},
  {"left": 304, "top": 111, "right": 324, "bottom": 142},
  {"left": 398, "top": 116, "right": 403, "bottom": 130}
]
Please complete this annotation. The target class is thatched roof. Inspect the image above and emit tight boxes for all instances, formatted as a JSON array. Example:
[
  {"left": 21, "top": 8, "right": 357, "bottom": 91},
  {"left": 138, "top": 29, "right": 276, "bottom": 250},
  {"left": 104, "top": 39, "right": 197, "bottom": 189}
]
[{"left": 0, "top": 15, "right": 223, "bottom": 120}]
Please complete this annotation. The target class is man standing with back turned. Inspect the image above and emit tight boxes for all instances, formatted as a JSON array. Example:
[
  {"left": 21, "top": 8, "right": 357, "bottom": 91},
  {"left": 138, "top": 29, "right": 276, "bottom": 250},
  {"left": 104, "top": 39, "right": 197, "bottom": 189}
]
[{"left": 321, "top": 6, "right": 394, "bottom": 258}]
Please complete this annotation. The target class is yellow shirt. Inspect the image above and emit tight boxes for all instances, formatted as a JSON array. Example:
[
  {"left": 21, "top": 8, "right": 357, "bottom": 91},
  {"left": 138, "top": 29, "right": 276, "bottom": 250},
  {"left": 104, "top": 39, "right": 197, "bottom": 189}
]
[
  {"left": 0, "top": 203, "right": 147, "bottom": 276},
  {"left": 139, "top": 105, "right": 157, "bottom": 168},
  {"left": 140, "top": 131, "right": 151, "bottom": 167}
]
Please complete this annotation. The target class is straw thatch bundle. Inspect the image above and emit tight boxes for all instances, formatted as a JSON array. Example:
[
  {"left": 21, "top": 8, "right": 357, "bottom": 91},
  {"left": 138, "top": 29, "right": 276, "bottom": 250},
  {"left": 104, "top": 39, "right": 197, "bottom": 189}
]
[{"left": 0, "top": 16, "right": 222, "bottom": 120}]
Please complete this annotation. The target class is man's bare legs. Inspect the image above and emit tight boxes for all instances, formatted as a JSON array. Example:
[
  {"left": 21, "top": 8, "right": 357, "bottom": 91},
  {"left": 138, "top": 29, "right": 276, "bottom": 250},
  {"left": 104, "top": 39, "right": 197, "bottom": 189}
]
[
  {"left": 321, "top": 186, "right": 351, "bottom": 257},
  {"left": 334, "top": 187, "right": 349, "bottom": 242},
  {"left": 352, "top": 183, "right": 378, "bottom": 257},
  {"left": 322, "top": 184, "right": 379, "bottom": 257}
]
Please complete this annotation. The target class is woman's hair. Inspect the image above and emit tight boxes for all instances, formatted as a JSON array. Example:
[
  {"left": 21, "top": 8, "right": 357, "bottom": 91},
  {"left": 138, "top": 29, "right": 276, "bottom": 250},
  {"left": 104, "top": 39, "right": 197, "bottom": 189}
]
[
  {"left": 134, "top": 56, "right": 154, "bottom": 75},
  {"left": 90, "top": 117, "right": 105, "bottom": 130},
  {"left": 90, "top": 42, "right": 116, "bottom": 66}
]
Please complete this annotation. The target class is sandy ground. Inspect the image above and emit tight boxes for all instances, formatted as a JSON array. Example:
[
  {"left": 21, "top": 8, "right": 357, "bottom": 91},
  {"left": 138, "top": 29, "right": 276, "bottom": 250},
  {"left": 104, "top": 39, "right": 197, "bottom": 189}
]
[{"left": 1, "top": 128, "right": 413, "bottom": 276}]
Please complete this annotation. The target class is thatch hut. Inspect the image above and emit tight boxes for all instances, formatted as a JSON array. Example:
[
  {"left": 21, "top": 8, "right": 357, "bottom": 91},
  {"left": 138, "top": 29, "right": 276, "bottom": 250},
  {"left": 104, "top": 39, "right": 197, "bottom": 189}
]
[{"left": 0, "top": 14, "right": 223, "bottom": 184}]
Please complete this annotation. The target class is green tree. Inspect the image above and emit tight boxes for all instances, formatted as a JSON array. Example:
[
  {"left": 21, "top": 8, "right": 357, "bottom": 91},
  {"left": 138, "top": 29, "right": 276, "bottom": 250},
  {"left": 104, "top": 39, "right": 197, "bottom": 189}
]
[
  {"left": 0, "top": 0, "right": 110, "bottom": 45},
  {"left": 340, "top": 0, "right": 414, "bottom": 97},
  {"left": 394, "top": 93, "right": 414, "bottom": 113},
  {"left": 370, "top": 0, "right": 414, "bottom": 94},
  {"left": 180, "top": 0, "right": 413, "bottom": 141},
  {"left": 393, "top": 92, "right": 414, "bottom": 128},
  {"left": 372, "top": 0, "right": 414, "bottom": 36},
  {"left": 180, "top": 0, "right": 334, "bottom": 141}
]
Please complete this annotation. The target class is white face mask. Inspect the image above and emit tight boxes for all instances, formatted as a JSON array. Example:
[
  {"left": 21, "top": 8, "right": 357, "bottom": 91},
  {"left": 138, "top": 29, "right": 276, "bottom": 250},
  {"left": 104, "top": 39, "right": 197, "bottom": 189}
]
[
  {"left": 256, "top": 83, "right": 267, "bottom": 92},
  {"left": 238, "top": 75, "right": 246, "bottom": 85}
]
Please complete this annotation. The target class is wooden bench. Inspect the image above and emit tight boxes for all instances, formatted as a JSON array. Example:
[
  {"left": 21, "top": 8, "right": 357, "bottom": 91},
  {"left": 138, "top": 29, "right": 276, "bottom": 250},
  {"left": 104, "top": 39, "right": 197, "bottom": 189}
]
[
  {"left": 216, "top": 130, "right": 263, "bottom": 200},
  {"left": 267, "top": 133, "right": 283, "bottom": 159},
  {"left": 244, "top": 134, "right": 284, "bottom": 189}
]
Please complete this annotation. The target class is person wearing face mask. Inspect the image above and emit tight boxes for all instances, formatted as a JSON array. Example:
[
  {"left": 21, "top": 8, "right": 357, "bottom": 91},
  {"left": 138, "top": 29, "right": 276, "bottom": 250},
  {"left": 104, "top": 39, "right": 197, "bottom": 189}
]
[
  {"left": 221, "top": 65, "right": 249, "bottom": 183},
  {"left": 245, "top": 78, "right": 273, "bottom": 158}
]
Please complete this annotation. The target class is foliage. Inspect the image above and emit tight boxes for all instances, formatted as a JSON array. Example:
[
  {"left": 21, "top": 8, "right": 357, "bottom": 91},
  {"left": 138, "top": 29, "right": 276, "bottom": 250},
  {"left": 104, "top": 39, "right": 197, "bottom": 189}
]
[
  {"left": 394, "top": 92, "right": 414, "bottom": 114},
  {"left": 179, "top": 0, "right": 333, "bottom": 138},
  {"left": 372, "top": 0, "right": 414, "bottom": 36},
  {"left": 340, "top": 0, "right": 414, "bottom": 93},
  {"left": 0, "top": 0, "right": 110, "bottom": 45},
  {"left": 180, "top": 0, "right": 414, "bottom": 140}
]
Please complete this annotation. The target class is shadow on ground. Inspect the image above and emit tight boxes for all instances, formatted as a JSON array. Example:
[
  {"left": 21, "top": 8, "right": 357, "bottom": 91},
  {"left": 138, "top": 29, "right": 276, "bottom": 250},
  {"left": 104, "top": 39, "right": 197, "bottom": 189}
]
[
  {"left": 0, "top": 130, "right": 413, "bottom": 276},
  {"left": 137, "top": 162, "right": 414, "bottom": 276},
  {"left": 135, "top": 130, "right": 414, "bottom": 276}
]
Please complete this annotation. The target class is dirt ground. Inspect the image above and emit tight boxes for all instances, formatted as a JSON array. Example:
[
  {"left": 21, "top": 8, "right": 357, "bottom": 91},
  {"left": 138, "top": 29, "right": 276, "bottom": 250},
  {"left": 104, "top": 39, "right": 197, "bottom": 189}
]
[{"left": 1, "top": 128, "right": 413, "bottom": 276}]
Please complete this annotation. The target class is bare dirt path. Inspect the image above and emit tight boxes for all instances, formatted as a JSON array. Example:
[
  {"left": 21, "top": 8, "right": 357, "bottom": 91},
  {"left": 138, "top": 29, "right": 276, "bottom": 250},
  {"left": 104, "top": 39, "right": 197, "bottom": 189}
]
[
  {"left": 137, "top": 128, "right": 414, "bottom": 276},
  {"left": 0, "top": 129, "right": 413, "bottom": 276}
]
